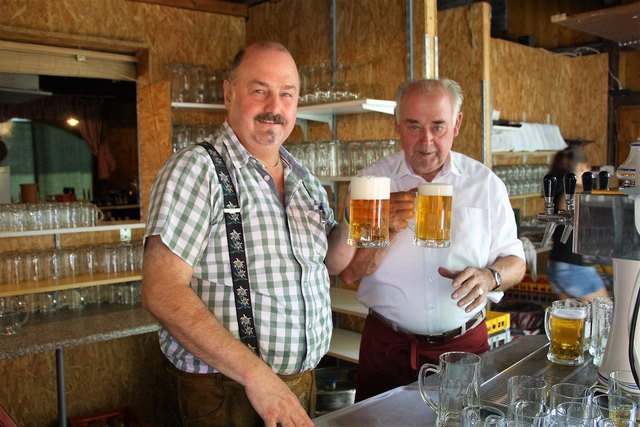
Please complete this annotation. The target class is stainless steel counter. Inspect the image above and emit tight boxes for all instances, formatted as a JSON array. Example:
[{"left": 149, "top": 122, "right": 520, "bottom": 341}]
[{"left": 314, "top": 335, "right": 599, "bottom": 426}]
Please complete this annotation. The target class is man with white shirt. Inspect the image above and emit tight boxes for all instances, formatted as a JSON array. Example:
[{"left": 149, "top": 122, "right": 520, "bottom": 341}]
[{"left": 339, "top": 78, "right": 526, "bottom": 401}]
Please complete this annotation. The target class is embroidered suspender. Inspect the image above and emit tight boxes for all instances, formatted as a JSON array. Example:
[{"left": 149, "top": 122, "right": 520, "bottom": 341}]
[{"left": 198, "top": 142, "right": 260, "bottom": 356}]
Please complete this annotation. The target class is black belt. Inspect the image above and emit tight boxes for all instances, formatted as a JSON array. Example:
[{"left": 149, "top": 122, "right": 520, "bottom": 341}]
[{"left": 370, "top": 309, "right": 486, "bottom": 343}]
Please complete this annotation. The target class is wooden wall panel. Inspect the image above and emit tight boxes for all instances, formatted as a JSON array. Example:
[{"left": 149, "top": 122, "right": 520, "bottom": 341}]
[
  {"left": 439, "top": 3, "right": 489, "bottom": 162},
  {"left": 248, "top": 0, "right": 405, "bottom": 143},
  {"left": 0, "top": 333, "right": 175, "bottom": 427},
  {"left": 620, "top": 51, "right": 640, "bottom": 92},
  {"left": 505, "top": 0, "right": 602, "bottom": 50},
  {"left": 491, "top": 37, "right": 609, "bottom": 167}
]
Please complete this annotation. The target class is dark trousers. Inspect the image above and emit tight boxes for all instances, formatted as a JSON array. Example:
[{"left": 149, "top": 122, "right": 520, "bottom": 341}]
[
  {"left": 355, "top": 313, "right": 490, "bottom": 402},
  {"left": 165, "top": 358, "right": 316, "bottom": 427}
]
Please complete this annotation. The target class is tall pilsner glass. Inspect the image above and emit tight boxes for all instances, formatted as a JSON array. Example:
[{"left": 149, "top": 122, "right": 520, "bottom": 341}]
[
  {"left": 348, "top": 176, "right": 390, "bottom": 248},
  {"left": 414, "top": 183, "right": 453, "bottom": 248}
]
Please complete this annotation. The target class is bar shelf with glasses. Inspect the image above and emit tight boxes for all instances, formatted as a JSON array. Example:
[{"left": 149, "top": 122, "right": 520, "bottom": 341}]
[{"left": 0, "top": 271, "right": 142, "bottom": 298}]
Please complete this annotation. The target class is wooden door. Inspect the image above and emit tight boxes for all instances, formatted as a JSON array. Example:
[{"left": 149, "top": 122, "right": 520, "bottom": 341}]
[{"left": 616, "top": 105, "right": 640, "bottom": 166}]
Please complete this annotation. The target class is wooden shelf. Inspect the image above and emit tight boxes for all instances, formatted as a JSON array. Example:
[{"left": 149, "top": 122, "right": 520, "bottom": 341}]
[
  {"left": 0, "top": 272, "right": 142, "bottom": 297},
  {"left": 509, "top": 193, "right": 542, "bottom": 200},
  {"left": 492, "top": 150, "right": 557, "bottom": 161},
  {"left": 171, "top": 99, "right": 396, "bottom": 124},
  {"left": 330, "top": 287, "right": 367, "bottom": 318},
  {"left": 0, "top": 221, "right": 145, "bottom": 239},
  {"left": 328, "top": 328, "right": 361, "bottom": 363}
]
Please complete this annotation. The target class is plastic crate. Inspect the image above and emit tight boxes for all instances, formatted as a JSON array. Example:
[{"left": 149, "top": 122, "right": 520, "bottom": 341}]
[
  {"left": 485, "top": 311, "right": 510, "bottom": 334},
  {"left": 68, "top": 406, "right": 144, "bottom": 427},
  {"left": 512, "top": 275, "right": 553, "bottom": 294}
]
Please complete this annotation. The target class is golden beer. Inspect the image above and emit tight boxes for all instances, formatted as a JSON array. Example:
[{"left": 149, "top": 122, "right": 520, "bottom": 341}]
[
  {"left": 414, "top": 183, "right": 453, "bottom": 248},
  {"left": 348, "top": 176, "right": 390, "bottom": 248},
  {"left": 547, "top": 306, "right": 587, "bottom": 366}
]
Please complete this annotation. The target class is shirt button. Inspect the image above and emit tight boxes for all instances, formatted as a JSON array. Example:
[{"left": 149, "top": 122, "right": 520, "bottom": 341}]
[{"left": 264, "top": 175, "right": 271, "bottom": 181}]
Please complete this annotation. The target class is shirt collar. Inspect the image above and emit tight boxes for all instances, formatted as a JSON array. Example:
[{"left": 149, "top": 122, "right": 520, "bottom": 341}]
[
  {"left": 217, "top": 121, "right": 308, "bottom": 179},
  {"left": 390, "top": 152, "right": 463, "bottom": 181}
]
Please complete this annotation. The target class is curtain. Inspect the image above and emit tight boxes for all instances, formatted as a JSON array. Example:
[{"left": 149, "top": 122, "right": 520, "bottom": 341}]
[{"left": 0, "top": 96, "right": 115, "bottom": 179}]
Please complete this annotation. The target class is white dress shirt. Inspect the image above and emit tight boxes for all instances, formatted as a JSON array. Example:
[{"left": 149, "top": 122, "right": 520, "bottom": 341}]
[{"left": 356, "top": 151, "right": 525, "bottom": 335}]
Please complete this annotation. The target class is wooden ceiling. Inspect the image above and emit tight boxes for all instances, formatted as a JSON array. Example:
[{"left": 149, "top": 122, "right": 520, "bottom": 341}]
[{"left": 551, "top": 2, "right": 640, "bottom": 51}]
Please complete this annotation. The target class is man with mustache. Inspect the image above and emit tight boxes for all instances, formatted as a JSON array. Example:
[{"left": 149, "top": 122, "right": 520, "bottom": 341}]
[
  {"left": 142, "top": 41, "right": 355, "bottom": 426},
  {"left": 339, "top": 79, "right": 526, "bottom": 401}
]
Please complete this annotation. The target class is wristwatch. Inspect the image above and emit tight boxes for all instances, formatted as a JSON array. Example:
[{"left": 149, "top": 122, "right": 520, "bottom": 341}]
[{"left": 487, "top": 267, "right": 502, "bottom": 291}]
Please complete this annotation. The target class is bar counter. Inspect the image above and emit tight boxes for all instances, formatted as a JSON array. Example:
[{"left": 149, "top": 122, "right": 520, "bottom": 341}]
[
  {"left": 314, "top": 335, "right": 599, "bottom": 426},
  {"left": 0, "top": 305, "right": 159, "bottom": 426},
  {"left": 0, "top": 305, "right": 158, "bottom": 360}
]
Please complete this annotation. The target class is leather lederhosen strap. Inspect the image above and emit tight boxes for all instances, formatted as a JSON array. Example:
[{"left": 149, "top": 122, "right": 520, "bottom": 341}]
[{"left": 199, "top": 141, "right": 260, "bottom": 356}]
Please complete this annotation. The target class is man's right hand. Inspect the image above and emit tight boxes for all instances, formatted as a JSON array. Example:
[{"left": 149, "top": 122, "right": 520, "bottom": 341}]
[{"left": 245, "top": 370, "right": 314, "bottom": 427}]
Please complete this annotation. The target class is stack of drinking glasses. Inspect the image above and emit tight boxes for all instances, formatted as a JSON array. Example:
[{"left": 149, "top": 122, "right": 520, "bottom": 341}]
[
  {"left": 416, "top": 352, "right": 640, "bottom": 426},
  {"left": 172, "top": 124, "right": 219, "bottom": 153},
  {"left": 284, "top": 139, "right": 400, "bottom": 177},
  {"left": 0, "top": 242, "right": 144, "bottom": 285},
  {"left": 298, "top": 61, "right": 361, "bottom": 105},
  {"left": 502, "top": 373, "right": 640, "bottom": 426},
  {"left": 493, "top": 164, "right": 548, "bottom": 197},
  {"left": 167, "top": 62, "right": 228, "bottom": 104},
  {"left": 0, "top": 202, "right": 103, "bottom": 232}
]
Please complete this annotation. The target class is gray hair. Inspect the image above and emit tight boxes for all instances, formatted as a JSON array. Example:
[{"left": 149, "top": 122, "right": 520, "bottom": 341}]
[
  {"left": 226, "top": 41, "right": 291, "bottom": 83},
  {"left": 394, "top": 79, "right": 464, "bottom": 122}
]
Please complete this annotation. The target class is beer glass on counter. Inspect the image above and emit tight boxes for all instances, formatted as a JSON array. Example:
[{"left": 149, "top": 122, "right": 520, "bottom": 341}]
[
  {"left": 545, "top": 299, "right": 589, "bottom": 366},
  {"left": 348, "top": 176, "right": 390, "bottom": 248},
  {"left": 414, "top": 182, "right": 453, "bottom": 248}
]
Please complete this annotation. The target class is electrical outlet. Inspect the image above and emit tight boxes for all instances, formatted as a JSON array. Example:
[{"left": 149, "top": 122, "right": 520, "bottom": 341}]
[{"left": 120, "top": 227, "right": 132, "bottom": 242}]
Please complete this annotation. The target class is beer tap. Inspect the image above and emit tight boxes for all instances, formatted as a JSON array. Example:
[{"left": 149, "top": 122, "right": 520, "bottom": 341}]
[
  {"left": 582, "top": 171, "right": 595, "bottom": 193},
  {"left": 559, "top": 173, "right": 577, "bottom": 244},
  {"left": 538, "top": 173, "right": 577, "bottom": 248},
  {"left": 599, "top": 170, "right": 610, "bottom": 191}
]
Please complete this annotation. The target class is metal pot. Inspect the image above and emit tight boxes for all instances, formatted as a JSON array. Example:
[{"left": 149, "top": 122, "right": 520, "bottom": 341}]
[{"left": 315, "top": 367, "right": 357, "bottom": 413}]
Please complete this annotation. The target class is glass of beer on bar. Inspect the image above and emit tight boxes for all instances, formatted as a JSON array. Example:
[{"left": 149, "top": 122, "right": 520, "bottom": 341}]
[
  {"left": 414, "top": 182, "right": 453, "bottom": 248},
  {"left": 545, "top": 299, "right": 589, "bottom": 366},
  {"left": 348, "top": 176, "right": 390, "bottom": 248}
]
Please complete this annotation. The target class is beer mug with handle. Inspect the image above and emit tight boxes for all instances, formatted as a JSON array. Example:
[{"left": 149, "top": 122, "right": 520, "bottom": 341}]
[
  {"left": 347, "top": 176, "right": 390, "bottom": 248},
  {"left": 418, "top": 351, "right": 481, "bottom": 427},
  {"left": 545, "top": 299, "right": 589, "bottom": 366}
]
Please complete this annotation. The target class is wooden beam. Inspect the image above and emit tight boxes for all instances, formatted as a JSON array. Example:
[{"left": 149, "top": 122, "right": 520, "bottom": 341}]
[
  {"left": 126, "top": 0, "right": 249, "bottom": 18},
  {"left": 0, "top": 24, "right": 149, "bottom": 56}
]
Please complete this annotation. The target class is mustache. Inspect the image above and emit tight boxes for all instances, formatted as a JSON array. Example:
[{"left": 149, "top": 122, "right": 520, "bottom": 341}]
[{"left": 255, "top": 112, "right": 285, "bottom": 125}]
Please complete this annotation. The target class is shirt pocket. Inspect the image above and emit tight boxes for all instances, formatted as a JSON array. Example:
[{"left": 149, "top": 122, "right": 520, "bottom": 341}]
[{"left": 290, "top": 208, "right": 329, "bottom": 260}]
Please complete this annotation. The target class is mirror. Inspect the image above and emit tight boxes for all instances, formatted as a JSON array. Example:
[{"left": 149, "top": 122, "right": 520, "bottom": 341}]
[{"left": 0, "top": 74, "right": 139, "bottom": 220}]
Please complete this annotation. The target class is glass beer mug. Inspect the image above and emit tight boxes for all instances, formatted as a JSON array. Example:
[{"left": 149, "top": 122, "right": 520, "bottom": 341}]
[
  {"left": 545, "top": 299, "right": 589, "bottom": 366},
  {"left": 414, "top": 182, "right": 453, "bottom": 248},
  {"left": 347, "top": 176, "right": 390, "bottom": 248}
]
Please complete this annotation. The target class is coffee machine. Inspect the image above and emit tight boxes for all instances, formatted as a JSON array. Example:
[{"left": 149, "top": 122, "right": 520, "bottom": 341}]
[{"left": 538, "top": 142, "right": 640, "bottom": 387}]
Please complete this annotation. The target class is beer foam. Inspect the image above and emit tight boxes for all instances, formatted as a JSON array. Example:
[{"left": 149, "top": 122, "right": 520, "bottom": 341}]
[
  {"left": 554, "top": 308, "right": 587, "bottom": 320},
  {"left": 418, "top": 183, "right": 453, "bottom": 197},
  {"left": 351, "top": 176, "right": 390, "bottom": 199}
]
